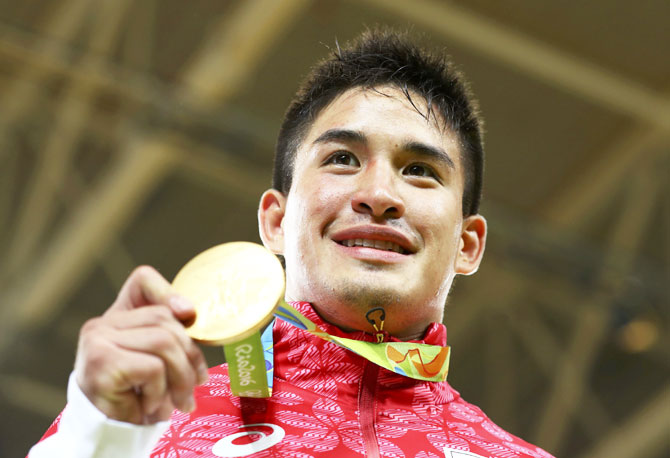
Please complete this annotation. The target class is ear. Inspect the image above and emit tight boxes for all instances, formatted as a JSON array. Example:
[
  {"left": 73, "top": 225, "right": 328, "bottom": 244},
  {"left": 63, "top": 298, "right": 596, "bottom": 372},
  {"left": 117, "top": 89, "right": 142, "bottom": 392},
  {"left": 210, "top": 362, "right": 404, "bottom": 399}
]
[
  {"left": 258, "top": 189, "right": 287, "bottom": 254},
  {"left": 454, "top": 214, "right": 487, "bottom": 276}
]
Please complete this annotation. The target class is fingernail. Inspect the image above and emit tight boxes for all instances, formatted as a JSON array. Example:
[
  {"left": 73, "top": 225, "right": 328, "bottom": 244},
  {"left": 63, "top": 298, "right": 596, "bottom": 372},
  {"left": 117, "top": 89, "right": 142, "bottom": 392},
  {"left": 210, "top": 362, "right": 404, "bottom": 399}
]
[{"left": 169, "top": 295, "right": 194, "bottom": 314}]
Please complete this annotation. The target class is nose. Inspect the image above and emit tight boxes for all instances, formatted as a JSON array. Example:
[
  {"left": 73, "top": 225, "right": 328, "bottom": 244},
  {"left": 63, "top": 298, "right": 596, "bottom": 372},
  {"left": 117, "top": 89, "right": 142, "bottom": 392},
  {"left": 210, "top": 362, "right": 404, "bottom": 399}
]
[{"left": 351, "top": 162, "right": 405, "bottom": 219}]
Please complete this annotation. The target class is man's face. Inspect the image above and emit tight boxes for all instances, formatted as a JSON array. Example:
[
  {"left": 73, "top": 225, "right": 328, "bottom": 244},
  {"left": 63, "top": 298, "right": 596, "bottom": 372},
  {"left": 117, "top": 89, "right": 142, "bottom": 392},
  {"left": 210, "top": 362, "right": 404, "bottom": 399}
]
[{"left": 262, "top": 86, "right": 484, "bottom": 338}]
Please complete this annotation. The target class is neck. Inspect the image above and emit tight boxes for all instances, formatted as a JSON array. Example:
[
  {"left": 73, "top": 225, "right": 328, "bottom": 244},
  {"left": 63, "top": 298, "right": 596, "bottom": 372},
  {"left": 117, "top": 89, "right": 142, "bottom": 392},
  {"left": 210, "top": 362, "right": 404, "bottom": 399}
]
[{"left": 308, "top": 300, "right": 432, "bottom": 341}]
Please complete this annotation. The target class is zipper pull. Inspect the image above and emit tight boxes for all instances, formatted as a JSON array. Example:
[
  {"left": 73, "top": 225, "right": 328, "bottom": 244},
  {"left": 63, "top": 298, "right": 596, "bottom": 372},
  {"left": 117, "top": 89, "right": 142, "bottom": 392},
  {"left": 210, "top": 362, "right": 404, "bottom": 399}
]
[{"left": 365, "top": 307, "right": 386, "bottom": 343}]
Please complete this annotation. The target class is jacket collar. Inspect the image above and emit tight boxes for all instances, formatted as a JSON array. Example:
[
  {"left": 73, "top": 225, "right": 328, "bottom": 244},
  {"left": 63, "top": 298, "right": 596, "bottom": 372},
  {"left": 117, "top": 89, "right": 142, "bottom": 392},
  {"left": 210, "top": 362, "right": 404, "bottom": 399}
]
[{"left": 272, "top": 301, "right": 458, "bottom": 405}]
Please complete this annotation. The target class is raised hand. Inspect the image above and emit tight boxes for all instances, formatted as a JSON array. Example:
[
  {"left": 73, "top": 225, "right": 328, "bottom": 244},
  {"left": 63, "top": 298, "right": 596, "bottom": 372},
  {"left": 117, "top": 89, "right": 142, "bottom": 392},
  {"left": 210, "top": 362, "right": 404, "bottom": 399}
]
[{"left": 74, "top": 266, "right": 209, "bottom": 424}]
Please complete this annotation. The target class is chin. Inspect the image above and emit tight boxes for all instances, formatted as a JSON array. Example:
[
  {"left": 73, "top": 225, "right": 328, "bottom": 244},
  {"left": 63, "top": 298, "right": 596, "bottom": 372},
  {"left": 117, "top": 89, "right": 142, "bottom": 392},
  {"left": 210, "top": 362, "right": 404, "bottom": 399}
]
[
  {"left": 328, "top": 280, "right": 409, "bottom": 311},
  {"left": 351, "top": 290, "right": 403, "bottom": 310}
]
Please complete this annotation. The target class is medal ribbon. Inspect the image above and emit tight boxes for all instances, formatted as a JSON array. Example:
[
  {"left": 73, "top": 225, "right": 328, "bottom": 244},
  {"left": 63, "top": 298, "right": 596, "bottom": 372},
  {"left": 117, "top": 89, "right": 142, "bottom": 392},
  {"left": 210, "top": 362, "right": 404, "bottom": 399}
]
[{"left": 225, "top": 300, "right": 451, "bottom": 397}]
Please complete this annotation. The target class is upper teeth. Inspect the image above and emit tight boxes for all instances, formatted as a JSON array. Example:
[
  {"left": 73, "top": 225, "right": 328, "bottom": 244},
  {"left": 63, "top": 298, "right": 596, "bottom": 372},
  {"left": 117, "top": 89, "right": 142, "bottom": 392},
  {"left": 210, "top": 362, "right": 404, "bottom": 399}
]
[{"left": 341, "top": 238, "right": 405, "bottom": 253}]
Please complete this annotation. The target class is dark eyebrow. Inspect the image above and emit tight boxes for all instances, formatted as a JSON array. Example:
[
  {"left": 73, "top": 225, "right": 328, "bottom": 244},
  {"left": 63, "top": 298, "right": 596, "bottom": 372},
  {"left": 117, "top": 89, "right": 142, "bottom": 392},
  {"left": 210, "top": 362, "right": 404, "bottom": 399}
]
[
  {"left": 402, "top": 141, "right": 455, "bottom": 170},
  {"left": 313, "top": 128, "right": 367, "bottom": 145},
  {"left": 313, "top": 129, "right": 455, "bottom": 170}
]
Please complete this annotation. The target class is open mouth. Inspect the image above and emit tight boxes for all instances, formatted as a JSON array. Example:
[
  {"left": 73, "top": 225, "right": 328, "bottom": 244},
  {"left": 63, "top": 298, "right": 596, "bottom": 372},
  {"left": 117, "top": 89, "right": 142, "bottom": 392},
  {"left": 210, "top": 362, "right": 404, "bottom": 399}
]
[{"left": 336, "top": 238, "right": 408, "bottom": 254}]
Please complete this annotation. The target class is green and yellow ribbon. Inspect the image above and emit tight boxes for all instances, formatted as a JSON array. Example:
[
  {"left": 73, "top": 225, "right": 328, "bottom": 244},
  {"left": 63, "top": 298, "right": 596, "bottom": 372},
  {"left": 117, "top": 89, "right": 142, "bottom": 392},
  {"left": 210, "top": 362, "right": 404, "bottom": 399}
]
[{"left": 225, "top": 301, "right": 450, "bottom": 398}]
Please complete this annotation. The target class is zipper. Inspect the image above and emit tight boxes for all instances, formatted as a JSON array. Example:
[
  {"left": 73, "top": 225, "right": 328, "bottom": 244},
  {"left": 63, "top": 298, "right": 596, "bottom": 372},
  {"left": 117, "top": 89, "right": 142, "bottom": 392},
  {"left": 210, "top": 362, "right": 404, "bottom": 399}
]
[{"left": 358, "top": 361, "right": 381, "bottom": 458}]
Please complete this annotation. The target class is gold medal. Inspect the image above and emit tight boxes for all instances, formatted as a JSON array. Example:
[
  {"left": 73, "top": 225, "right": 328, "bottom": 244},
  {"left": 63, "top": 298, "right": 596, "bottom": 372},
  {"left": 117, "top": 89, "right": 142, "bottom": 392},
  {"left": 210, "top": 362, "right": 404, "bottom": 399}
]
[{"left": 172, "top": 242, "right": 285, "bottom": 345}]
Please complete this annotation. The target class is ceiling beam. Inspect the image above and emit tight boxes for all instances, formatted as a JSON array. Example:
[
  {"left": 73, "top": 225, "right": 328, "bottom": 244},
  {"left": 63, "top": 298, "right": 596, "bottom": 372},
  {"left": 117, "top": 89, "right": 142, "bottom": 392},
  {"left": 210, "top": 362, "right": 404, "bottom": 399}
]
[
  {"left": 0, "top": 150, "right": 18, "bottom": 245},
  {"left": 0, "top": 0, "right": 92, "bottom": 161},
  {"left": 362, "top": 0, "right": 670, "bottom": 128},
  {"left": 444, "top": 256, "right": 527, "bottom": 348},
  {"left": 451, "top": 250, "right": 613, "bottom": 441},
  {"left": 57, "top": 159, "right": 140, "bottom": 290},
  {"left": 534, "top": 304, "right": 609, "bottom": 453},
  {"left": 175, "top": 140, "right": 271, "bottom": 205},
  {"left": 0, "top": 373, "right": 65, "bottom": 419},
  {"left": 180, "top": 0, "right": 311, "bottom": 105},
  {"left": 0, "top": 0, "right": 309, "bottom": 359},
  {"left": 0, "top": 20, "right": 166, "bottom": 113},
  {"left": 578, "top": 384, "right": 670, "bottom": 458},
  {"left": 1, "top": 0, "right": 134, "bottom": 281},
  {"left": 511, "top": 302, "right": 612, "bottom": 440},
  {"left": 484, "top": 314, "right": 517, "bottom": 429},
  {"left": 543, "top": 125, "right": 668, "bottom": 226},
  {"left": 533, "top": 163, "right": 661, "bottom": 452},
  {"left": 122, "top": 0, "right": 156, "bottom": 74},
  {"left": 0, "top": 21, "right": 277, "bottom": 150},
  {"left": 0, "top": 138, "right": 177, "bottom": 358}
]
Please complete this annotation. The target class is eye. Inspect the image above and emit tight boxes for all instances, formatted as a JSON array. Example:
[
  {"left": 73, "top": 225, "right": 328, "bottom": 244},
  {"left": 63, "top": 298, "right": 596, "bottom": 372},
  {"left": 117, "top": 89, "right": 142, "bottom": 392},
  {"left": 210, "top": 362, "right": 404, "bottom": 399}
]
[
  {"left": 325, "top": 151, "right": 360, "bottom": 167},
  {"left": 404, "top": 163, "right": 438, "bottom": 179}
]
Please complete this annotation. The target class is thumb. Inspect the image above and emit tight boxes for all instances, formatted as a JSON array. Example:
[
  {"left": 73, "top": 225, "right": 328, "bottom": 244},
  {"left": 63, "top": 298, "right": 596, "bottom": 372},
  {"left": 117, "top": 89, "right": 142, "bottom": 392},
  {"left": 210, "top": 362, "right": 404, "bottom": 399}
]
[{"left": 108, "top": 266, "right": 196, "bottom": 323}]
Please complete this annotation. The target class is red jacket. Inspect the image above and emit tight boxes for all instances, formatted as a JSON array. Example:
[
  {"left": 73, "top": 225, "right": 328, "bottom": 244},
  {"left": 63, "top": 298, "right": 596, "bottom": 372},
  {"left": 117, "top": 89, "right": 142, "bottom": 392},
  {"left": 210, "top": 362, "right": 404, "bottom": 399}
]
[{"left": 38, "top": 302, "right": 555, "bottom": 458}]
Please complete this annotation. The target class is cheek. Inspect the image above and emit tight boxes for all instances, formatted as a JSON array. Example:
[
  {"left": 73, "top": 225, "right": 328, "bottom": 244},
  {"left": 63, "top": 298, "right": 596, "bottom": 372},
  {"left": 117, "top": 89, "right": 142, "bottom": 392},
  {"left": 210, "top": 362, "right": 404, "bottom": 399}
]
[
  {"left": 291, "top": 177, "right": 347, "bottom": 236},
  {"left": 308, "top": 174, "right": 350, "bottom": 209},
  {"left": 419, "top": 203, "right": 462, "bottom": 258},
  {"left": 310, "top": 186, "right": 340, "bottom": 216}
]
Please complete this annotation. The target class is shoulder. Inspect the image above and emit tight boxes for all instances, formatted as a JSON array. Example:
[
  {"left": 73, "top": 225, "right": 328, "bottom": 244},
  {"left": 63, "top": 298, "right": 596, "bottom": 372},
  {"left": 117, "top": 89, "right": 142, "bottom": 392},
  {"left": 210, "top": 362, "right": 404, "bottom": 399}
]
[{"left": 443, "top": 394, "right": 556, "bottom": 458}]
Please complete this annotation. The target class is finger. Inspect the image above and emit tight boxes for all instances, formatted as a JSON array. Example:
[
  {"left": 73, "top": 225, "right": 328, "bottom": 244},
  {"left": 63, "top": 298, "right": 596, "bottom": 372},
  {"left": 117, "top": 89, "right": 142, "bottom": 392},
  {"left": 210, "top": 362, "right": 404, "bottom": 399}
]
[
  {"left": 103, "top": 306, "right": 209, "bottom": 384},
  {"left": 76, "top": 343, "right": 170, "bottom": 424},
  {"left": 109, "top": 266, "right": 196, "bottom": 324},
  {"left": 108, "top": 327, "right": 199, "bottom": 412},
  {"left": 144, "top": 391, "right": 175, "bottom": 424},
  {"left": 122, "top": 353, "right": 170, "bottom": 422},
  {"left": 104, "top": 304, "right": 182, "bottom": 329},
  {"left": 139, "top": 366, "right": 173, "bottom": 421},
  {"left": 113, "top": 266, "right": 171, "bottom": 310}
]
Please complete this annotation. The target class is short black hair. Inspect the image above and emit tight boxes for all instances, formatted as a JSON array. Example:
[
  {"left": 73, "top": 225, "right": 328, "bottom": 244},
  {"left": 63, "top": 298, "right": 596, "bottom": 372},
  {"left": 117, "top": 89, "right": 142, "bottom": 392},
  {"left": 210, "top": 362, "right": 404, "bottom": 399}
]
[{"left": 273, "top": 28, "right": 484, "bottom": 216}]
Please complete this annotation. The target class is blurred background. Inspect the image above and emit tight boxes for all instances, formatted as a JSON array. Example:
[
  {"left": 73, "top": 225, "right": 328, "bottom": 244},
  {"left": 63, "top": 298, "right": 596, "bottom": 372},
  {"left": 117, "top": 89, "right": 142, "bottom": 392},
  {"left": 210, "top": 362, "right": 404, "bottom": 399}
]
[{"left": 0, "top": 0, "right": 668, "bottom": 456}]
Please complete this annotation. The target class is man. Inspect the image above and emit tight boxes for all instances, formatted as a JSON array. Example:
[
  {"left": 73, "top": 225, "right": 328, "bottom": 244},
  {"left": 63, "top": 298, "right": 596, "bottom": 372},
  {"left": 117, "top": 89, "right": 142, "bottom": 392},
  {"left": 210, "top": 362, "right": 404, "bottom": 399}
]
[{"left": 30, "top": 30, "right": 555, "bottom": 458}]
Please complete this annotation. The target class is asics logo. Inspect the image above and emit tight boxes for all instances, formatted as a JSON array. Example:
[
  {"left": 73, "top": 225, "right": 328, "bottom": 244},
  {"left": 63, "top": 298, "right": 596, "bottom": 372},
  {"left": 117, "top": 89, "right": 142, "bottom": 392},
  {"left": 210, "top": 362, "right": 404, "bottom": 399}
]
[{"left": 212, "top": 423, "right": 285, "bottom": 457}]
